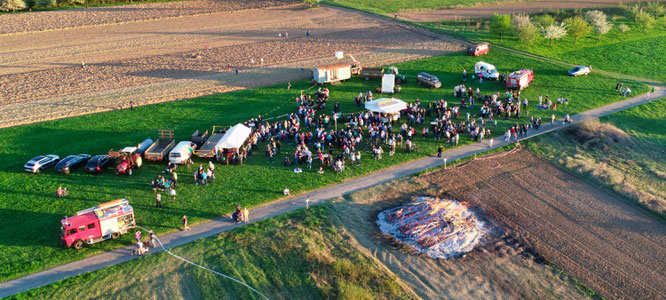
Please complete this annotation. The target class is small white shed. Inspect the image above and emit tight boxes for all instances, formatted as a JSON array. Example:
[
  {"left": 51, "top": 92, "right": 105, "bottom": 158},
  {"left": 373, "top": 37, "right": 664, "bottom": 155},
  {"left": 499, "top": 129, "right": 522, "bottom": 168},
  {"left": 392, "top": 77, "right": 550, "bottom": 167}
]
[{"left": 313, "top": 63, "right": 351, "bottom": 84}]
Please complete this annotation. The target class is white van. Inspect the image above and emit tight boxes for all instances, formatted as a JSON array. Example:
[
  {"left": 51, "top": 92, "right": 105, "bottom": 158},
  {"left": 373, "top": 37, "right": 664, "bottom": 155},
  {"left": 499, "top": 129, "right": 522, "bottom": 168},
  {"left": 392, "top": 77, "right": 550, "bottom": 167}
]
[
  {"left": 169, "top": 141, "right": 196, "bottom": 164},
  {"left": 474, "top": 61, "right": 499, "bottom": 80}
]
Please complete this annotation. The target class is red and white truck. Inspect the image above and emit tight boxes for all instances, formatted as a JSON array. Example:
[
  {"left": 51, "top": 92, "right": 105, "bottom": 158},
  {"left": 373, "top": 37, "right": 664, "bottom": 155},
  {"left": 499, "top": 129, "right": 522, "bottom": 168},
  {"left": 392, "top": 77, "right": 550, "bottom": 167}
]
[
  {"left": 506, "top": 69, "right": 534, "bottom": 90},
  {"left": 61, "top": 199, "right": 136, "bottom": 249}
]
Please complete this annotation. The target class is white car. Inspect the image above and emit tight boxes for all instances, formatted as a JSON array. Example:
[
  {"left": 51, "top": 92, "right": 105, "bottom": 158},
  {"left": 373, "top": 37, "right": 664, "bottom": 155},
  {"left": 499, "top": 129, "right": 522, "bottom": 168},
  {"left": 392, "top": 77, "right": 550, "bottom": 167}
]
[
  {"left": 24, "top": 155, "right": 60, "bottom": 173},
  {"left": 474, "top": 61, "right": 499, "bottom": 80},
  {"left": 568, "top": 66, "right": 591, "bottom": 76}
]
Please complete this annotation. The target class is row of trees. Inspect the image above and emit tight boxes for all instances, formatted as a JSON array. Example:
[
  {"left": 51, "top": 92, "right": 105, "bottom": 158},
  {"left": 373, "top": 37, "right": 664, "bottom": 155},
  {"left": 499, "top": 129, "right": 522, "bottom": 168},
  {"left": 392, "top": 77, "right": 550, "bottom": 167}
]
[{"left": 488, "top": 2, "right": 665, "bottom": 47}]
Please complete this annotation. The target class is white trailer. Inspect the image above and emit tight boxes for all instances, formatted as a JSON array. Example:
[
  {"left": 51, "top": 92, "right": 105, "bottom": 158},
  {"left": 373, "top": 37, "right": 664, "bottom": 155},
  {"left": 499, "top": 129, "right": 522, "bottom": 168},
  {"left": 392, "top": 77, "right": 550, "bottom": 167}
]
[{"left": 313, "top": 63, "right": 351, "bottom": 84}]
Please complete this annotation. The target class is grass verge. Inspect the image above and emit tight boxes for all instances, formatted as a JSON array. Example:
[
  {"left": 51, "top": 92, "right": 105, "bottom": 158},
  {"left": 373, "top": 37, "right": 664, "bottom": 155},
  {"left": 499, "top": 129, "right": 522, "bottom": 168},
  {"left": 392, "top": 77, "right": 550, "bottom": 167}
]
[{"left": 10, "top": 204, "right": 414, "bottom": 299}]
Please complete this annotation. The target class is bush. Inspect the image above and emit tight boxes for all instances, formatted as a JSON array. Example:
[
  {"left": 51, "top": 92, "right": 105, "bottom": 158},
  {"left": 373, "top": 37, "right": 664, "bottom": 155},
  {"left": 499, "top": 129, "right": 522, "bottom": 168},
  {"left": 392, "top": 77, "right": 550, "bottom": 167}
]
[
  {"left": 489, "top": 14, "right": 512, "bottom": 41},
  {"left": 566, "top": 119, "right": 631, "bottom": 150},
  {"left": 0, "top": 0, "right": 27, "bottom": 11},
  {"left": 535, "top": 14, "right": 555, "bottom": 28},
  {"left": 566, "top": 16, "right": 591, "bottom": 43}
]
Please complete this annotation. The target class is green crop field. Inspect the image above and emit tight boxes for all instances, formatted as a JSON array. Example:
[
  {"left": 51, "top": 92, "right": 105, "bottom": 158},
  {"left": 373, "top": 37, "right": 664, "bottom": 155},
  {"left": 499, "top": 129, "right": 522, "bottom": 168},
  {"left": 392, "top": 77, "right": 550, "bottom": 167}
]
[
  {"left": 423, "top": 7, "right": 666, "bottom": 83},
  {"left": 0, "top": 48, "right": 647, "bottom": 282},
  {"left": 527, "top": 96, "right": 666, "bottom": 217},
  {"left": 11, "top": 205, "right": 413, "bottom": 299},
  {"left": 323, "top": 0, "right": 530, "bottom": 15}
]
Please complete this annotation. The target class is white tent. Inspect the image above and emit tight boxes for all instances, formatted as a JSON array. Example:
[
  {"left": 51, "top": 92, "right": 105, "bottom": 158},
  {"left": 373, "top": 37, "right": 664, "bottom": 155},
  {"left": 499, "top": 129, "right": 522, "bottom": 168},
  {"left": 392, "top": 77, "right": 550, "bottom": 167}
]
[
  {"left": 364, "top": 98, "right": 407, "bottom": 114},
  {"left": 216, "top": 124, "right": 251, "bottom": 150}
]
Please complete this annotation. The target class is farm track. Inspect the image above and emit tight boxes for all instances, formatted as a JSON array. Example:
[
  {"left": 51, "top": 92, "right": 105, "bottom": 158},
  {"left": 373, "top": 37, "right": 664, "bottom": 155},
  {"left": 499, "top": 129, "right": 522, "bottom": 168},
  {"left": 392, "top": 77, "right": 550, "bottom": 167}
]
[{"left": 421, "top": 150, "right": 666, "bottom": 299}]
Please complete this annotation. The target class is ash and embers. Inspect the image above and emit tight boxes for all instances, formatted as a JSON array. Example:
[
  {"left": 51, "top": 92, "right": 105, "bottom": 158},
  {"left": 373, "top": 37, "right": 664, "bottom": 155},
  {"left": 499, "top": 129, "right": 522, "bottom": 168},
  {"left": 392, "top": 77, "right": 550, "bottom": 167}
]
[{"left": 377, "top": 196, "right": 489, "bottom": 259}]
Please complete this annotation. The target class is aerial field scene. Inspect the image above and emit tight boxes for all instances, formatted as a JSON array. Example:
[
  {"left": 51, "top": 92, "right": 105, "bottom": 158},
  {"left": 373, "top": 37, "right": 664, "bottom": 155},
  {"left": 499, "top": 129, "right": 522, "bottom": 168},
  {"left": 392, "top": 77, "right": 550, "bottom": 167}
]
[{"left": 0, "top": 0, "right": 664, "bottom": 298}]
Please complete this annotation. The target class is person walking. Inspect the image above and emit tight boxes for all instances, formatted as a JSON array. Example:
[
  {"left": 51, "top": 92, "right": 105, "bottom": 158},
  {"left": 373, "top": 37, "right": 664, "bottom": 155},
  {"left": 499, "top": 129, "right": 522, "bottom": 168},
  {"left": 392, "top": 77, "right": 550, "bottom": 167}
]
[
  {"left": 170, "top": 188, "right": 176, "bottom": 200},
  {"left": 489, "top": 137, "right": 494, "bottom": 148},
  {"left": 183, "top": 215, "right": 190, "bottom": 231},
  {"left": 155, "top": 192, "right": 162, "bottom": 208},
  {"left": 135, "top": 230, "right": 142, "bottom": 243},
  {"left": 437, "top": 145, "right": 443, "bottom": 157}
]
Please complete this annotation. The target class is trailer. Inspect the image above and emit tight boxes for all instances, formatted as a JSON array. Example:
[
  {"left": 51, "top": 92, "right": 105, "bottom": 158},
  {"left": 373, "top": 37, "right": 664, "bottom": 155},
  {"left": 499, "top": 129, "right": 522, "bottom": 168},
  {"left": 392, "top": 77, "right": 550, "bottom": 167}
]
[
  {"left": 61, "top": 199, "right": 135, "bottom": 249},
  {"left": 313, "top": 63, "right": 352, "bottom": 84},
  {"left": 506, "top": 69, "right": 534, "bottom": 90},
  {"left": 191, "top": 129, "right": 209, "bottom": 147},
  {"left": 194, "top": 126, "right": 226, "bottom": 158},
  {"left": 144, "top": 129, "right": 175, "bottom": 161},
  {"left": 361, "top": 67, "right": 384, "bottom": 80}
]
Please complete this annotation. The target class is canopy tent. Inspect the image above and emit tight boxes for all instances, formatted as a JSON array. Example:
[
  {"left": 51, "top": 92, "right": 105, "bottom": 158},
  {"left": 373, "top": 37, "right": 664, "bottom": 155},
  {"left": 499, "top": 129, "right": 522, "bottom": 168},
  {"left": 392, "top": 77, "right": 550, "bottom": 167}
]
[
  {"left": 364, "top": 98, "right": 407, "bottom": 114},
  {"left": 216, "top": 124, "right": 251, "bottom": 150}
]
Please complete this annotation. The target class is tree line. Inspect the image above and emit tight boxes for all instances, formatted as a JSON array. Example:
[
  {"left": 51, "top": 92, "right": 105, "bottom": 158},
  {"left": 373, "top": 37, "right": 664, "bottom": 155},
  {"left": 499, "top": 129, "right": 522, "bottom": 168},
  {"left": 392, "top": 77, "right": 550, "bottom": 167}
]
[{"left": 488, "top": 2, "right": 665, "bottom": 47}]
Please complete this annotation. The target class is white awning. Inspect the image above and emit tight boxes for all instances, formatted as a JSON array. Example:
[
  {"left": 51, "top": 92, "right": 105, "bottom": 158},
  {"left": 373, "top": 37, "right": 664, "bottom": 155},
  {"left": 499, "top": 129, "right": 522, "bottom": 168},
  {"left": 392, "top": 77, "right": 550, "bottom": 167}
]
[
  {"left": 216, "top": 124, "right": 251, "bottom": 149},
  {"left": 364, "top": 98, "right": 407, "bottom": 114}
]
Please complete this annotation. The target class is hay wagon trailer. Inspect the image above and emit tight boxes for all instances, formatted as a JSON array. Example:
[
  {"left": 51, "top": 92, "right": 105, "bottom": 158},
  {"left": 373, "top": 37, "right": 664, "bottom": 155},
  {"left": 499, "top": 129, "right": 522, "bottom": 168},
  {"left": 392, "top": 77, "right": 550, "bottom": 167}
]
[
  {"left": 144, "top": 129, "right": 176, "bottom": 161},
  {"left": 194, "top": 126, "right": 227, "bottom": 158}
]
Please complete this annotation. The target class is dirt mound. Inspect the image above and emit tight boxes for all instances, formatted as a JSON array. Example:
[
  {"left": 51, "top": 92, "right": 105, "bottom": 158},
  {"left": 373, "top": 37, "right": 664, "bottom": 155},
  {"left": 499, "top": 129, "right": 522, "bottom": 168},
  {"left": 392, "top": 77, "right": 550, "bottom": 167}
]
[
  {"left": 566, "top": 119, "right": 631, "bottom": 149},
  {"left": 377, "top": 196, "right": 489, "bottom": 259}
]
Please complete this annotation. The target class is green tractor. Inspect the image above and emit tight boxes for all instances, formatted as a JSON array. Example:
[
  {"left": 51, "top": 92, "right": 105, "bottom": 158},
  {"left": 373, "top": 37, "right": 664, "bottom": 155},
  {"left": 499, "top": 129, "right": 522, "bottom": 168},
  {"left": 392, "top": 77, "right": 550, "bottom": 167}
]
[{"left": 387, "top": 66, "right": 406, "bottom": 84}]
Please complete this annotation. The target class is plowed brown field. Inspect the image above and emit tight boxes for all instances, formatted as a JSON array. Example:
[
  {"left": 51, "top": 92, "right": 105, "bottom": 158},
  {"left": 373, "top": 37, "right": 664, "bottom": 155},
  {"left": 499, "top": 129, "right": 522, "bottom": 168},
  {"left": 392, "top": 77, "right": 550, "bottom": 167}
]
[
  {"left": 0, "top": 2, "right": 462, "bottom": 128},
  {"left": 420, "top": 149, "right": 666, "bottom": 299}
]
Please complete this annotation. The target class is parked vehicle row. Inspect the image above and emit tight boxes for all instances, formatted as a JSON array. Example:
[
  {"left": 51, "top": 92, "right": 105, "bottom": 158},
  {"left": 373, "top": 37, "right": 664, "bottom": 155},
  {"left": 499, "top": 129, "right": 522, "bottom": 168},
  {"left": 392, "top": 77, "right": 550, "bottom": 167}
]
[{"left": 24, "top": 132, "right": 196, "bottom": 175}]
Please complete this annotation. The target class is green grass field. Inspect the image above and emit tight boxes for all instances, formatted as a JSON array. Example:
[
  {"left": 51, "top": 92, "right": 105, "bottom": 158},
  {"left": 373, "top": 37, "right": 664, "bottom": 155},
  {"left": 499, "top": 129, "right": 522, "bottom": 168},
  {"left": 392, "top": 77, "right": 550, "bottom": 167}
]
[
  {"left": 526, "top": 97, "right": 666, "bottom": 217},
  {"left": 10, "top": 205, "right": 413, "bottom": 299},
  {"left": 0, "top": 48, "right": 647, "bottom": 282},
  {"left": 423, "top": 10, "right": 666, "bottom": 83},
  {"left": 323, "top": 0, "right": 530, "bottom": 14}
]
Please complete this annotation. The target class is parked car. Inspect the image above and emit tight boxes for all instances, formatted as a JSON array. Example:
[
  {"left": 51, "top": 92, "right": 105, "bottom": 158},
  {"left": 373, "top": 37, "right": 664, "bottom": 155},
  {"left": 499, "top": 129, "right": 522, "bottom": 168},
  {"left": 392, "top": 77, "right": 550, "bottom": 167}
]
[
  {"left": 85, "top": 155, "right": 114, "bottom": 173},
  {"left": 467, "top": 42, "right": 490, "bottom": 56},
  {"left": 417, "top": 72, "right": 441, "bottom": 88},
  {"left": 568, "top": 66, "right": 591, "bottom": 76},
  {"left": 24, "top": 155, "right": 60, "bottom": 173},
  {"left": 56, "top": 154, "right": 91, "bottom": 174},
  {"left": 474, "top": 61, "right": 499, "bottom": 80}
]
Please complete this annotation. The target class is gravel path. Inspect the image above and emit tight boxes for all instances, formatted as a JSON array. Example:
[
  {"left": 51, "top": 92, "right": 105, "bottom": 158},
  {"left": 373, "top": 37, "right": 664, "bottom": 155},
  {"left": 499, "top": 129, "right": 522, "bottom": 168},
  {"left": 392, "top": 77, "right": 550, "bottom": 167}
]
[
  {"left": 398, "top": 0, "right": 647, "bottom": 22},
  {"left": 0, "top": 86, "right": 661, "bottom": 298}
]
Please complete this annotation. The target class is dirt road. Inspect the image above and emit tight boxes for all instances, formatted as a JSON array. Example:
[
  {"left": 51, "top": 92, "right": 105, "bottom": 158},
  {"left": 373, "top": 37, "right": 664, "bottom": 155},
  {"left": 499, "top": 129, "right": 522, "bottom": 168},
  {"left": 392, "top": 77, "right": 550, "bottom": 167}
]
[
  {"left": 421, "top": 150, "right": 666, "bottom": 299},
  {"left": 398, "top": 0, "right": 647, "bottom": 22},
  {"left": 0, "top": 3, "right": 462, "bottom": 128}
]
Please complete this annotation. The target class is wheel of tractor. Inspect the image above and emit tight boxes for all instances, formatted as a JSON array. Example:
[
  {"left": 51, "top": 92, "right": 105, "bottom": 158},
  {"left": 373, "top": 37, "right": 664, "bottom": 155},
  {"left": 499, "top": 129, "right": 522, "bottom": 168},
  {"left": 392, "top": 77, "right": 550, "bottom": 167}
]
[
  {"left": 73, "top": 240, "right": 84, "bottom": 250},
  {"left": 111, "top": 232, "right": 120, "bottom": 239},
  {"left": 135, "top": 156, "right": 143, "bottom": 168},
  {"left": 129, "top": 169, "right": 133, "bottom": 176}
]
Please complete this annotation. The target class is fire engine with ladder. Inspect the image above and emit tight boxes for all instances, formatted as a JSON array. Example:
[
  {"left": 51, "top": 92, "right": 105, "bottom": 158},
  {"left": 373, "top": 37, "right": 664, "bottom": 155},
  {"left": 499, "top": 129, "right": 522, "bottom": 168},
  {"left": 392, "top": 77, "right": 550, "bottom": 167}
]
[{"left": 61, "top": 199, "right": 136, "bottom": 249}]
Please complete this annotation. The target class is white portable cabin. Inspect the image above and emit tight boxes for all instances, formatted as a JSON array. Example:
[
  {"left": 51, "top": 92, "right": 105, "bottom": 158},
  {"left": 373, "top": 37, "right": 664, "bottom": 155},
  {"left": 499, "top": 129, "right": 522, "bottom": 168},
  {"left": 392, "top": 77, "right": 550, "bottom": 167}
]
[
  {"left": 382, "top": 74, "right": 395, "bottom": 94},
  {"left": 169, "top": 141, "right": 195, "bottom": 164},
  {"left": 313, "top": 63, "right": 352, "bottom": 84}
]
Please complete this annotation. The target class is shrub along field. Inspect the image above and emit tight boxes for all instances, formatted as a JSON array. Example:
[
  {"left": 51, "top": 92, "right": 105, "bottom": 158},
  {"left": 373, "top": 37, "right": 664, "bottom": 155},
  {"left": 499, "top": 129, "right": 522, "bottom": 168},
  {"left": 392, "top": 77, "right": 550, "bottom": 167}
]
[
  {"left": 527, "top": 97, "right": 666, "bottom": 217},
  {"left": 11, "top": 205, "right": 414, "bottom": 299},
  {"left": 0, "top": 48, "right": 647, "bottom": 282},
  {"left": 422, "top": 5, "right": 666, "bottom": 82}
]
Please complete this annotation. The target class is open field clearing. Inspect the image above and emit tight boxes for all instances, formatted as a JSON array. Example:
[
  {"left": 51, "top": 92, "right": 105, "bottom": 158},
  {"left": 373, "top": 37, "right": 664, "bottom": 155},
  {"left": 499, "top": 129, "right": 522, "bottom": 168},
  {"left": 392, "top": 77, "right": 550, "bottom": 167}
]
[
  {"left": 11, "top": 206, "right": 415, "bottom": 299},
  {"left": 0, "top": 47, "right": 648, "bottom": 282},
  {"left": 415, "top": 149, "right": 666, "bottom": 299},
  {"left": 333, "top": 178, "right": 594, "bottom": 299},
  {"left": 0, "top": 0, "right": 294, "bottom": 34},
  {"left": 396, "top": 0, "right": 648, "bottom": 22},
  {"left": 527, "top": 97, "right": 666, "bottom": 216},
  {"left": 0, "top": 4, "right": 462, "bottom": 127},
  {"left": 423, "top": 5, "right": 666, "bottom": 83}
]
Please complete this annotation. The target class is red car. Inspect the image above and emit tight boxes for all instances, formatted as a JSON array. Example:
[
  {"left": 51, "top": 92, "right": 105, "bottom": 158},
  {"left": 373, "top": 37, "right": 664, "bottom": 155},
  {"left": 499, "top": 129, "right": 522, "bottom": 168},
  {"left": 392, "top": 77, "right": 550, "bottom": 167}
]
[{"left": 467, "top": 43, "right": 489, "bottom": 56}]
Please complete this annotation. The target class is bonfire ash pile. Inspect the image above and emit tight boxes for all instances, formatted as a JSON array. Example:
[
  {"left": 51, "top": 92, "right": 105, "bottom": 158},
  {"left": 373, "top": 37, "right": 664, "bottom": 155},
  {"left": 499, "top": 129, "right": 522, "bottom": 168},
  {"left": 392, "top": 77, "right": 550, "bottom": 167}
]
[{"left": 377, "top": 197, "right": 488, "bottom": 259}]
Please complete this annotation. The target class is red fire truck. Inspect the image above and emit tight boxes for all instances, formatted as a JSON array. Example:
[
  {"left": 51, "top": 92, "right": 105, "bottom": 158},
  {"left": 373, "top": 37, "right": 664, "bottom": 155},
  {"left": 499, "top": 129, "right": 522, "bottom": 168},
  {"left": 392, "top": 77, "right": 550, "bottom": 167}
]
[
  {"left": 61, "top": 199, "right": 135, "bottom": 249},
  {"left": 506, "top": 69, "right": 534, "bottom": 90}
]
